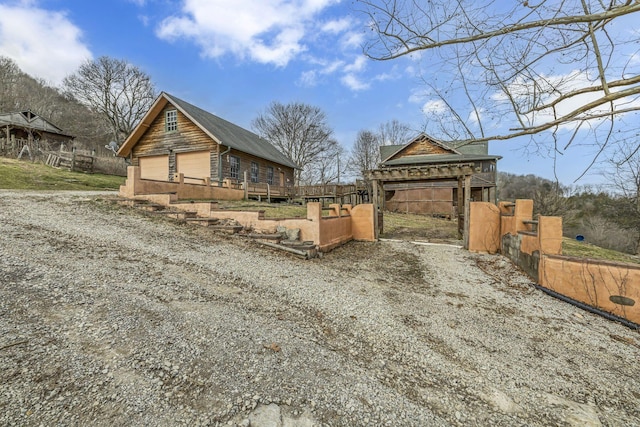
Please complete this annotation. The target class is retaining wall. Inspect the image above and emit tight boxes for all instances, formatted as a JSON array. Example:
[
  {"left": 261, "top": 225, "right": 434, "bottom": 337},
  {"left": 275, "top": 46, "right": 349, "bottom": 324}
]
[
  {"left": 469, "top": 199, "right": 639, "bottom": 325},
  {"left": 120, "top": 166, "right": 244, "bottom": 201}
]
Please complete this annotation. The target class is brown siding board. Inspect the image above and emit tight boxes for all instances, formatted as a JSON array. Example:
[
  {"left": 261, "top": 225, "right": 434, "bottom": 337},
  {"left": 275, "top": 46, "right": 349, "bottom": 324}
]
[
  {"left": 130, "top": 104, "right": 295, "bottom": 188},
  {"left": 132, "top": 107, "right": 216, "bottom": 159},
  {"left": 220, "top": 149, "right": 294, "bottom": 185}
]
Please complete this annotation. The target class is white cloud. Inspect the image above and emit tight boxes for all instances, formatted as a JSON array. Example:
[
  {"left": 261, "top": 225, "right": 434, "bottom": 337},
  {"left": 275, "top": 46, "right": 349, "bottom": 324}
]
[
  {"left": 0, "top": 3, "right": 91, "bottom": 85},
  {"left": 340, "top": 31, "right": 364, "bottom": 49},
  {"left": 321, "top": 17, "right": 351, "bottom": 34},
  {"left": 341, "top": 73, "right": 369, "bottom": 91},
  {"left": 421, "top": 99, "right": 447, "bottom": 114},
  {"left": 344, "top": 55, "right": 366, "bottom": 73},
  {"left": 297, "top": 70, "right": 318, "bottom": 87},
  {"left": 156, "top": 0, "right": 339, "bottom": 67}
]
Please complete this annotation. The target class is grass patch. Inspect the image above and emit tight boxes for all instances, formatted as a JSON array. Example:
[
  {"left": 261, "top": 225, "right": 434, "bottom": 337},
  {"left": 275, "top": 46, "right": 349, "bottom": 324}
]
[
  {"left": 0, "top": 157, "right": 125, "bottom": 191},
  {"left": 562, "top": 237, "right": 640, "bottom": 265},
  {"left": 381, "top": 211, "right": 459, "bottom": 241},
  {"left": 217, "top": 200, "right": 307, "bottom": 218}
]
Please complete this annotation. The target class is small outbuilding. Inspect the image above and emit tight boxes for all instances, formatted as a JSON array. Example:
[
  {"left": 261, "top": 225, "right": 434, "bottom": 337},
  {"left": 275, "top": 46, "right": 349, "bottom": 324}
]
[
  {"left": 117, "top": 92, "right": 297, "bottom": 197},
  {"left": 368, "top": 133, "right": 501, "bottom": 243},
  {"left": 0, "top": 110, "right": 74, "bottom": 153}
]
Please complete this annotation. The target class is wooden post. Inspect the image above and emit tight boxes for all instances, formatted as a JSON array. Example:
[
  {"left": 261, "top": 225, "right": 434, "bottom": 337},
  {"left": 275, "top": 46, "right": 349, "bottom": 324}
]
[
  {"left": 457, "top": 177, "right": 464, "bottom": 239},
  {"left": 463, "top": 175, "right": 471, "bottom": 249},
  {"left": 243, "top": 170, "right": 249, "bottom": 200},
  {"left": 372, "top": 179, "right": 379, "bottom": 239}
]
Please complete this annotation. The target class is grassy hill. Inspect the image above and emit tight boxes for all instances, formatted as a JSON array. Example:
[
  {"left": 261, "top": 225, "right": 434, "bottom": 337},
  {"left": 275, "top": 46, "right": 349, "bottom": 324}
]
[{"left": 0, "top": 157, "right": 125, "bottom": 191}]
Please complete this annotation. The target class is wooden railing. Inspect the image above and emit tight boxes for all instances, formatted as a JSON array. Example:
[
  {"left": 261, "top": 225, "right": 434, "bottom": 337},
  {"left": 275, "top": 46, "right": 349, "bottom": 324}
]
[
  {"left": 244, "top": 182, "right": 295, "bottom": 197},
  {"left": 297, "top": 183, "right": 367, "bottom": 198}
]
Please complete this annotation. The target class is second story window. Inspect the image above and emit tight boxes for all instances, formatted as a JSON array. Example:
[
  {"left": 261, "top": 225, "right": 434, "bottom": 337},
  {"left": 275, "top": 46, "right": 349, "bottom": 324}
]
[
  {"left": 251, "top": 162, "right": 259, "bottom": 183},
  {"left": 165, "top": 109, "right": 178, "bottom": 132},
  {"left": 230, "top": 155, "right": 240, "bottom": 179},
  {"left": 267, "top": 166, "right": 274, "bottom": 185}
]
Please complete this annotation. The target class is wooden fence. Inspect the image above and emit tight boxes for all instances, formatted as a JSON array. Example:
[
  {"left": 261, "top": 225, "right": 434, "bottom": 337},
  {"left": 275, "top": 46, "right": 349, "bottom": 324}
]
[{"left": 45, "top": 152, "right": 94, "bottom": 173}]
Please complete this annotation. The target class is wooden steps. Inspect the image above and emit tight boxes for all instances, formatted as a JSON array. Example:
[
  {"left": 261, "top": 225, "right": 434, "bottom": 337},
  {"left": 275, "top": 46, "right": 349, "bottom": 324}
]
[
  {"left": 185, "top": 217, "right": 220, "bottom": 226},
  {"left": 152, "top": 210, "right": 198, "bottom": 220}
]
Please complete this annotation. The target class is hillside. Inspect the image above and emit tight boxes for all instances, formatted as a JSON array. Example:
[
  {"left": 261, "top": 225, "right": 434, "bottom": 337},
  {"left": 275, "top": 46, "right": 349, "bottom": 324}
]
[{"left": 0, "top": 157, "right": 124, "bottom": 191}]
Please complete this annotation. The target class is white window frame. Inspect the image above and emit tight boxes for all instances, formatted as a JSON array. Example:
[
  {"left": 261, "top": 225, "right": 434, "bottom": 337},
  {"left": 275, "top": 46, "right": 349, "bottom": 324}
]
[
  {"left": 165, "top": 110, "right": 178, "bottom": 132},
  {"left": 230, "top": 155, "right": 240, "bottom": 180}
]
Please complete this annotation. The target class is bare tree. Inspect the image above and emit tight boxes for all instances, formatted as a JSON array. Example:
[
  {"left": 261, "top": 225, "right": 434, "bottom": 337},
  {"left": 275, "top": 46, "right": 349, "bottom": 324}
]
[
  {"left": 377, "top": 119, "right": 412, "bottom": 146},
  {"left": 0, "top": 56, "right": 21, "bottom": 112},
  {"left": 304, "top": 139, "right": 347, "bottom": 185},
  {"left": 63, "top": 56, "right": 157, "bottom": 144},
  {"left": 252, "top": 101, "right": 335, "bottom": 185},
  {"left": 349, "top": 130, "right": 381, "bottom": 181},
  {"left": 357, "top": 0, "right": 640, "bottom": 177},
  {"left": 603, "top": 142, "right": 640, "bottom": 253}
]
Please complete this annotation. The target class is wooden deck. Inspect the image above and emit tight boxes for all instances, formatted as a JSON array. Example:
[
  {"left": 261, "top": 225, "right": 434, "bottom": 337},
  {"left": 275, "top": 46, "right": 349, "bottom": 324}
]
[{"left": 297, "top": 183, "right": 369, "bottom": 205}]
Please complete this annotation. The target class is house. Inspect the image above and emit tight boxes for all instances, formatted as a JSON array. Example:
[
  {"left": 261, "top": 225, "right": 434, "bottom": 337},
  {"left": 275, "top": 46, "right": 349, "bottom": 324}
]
[
  {"left": 117, "top": 92, "right": 297, "bottom": 198},
  {"left": 368, "top": 133, "right": 501, "bottom": 239},
  {"left": 0, "top": 110, "right": 74, "bottom": 153}
]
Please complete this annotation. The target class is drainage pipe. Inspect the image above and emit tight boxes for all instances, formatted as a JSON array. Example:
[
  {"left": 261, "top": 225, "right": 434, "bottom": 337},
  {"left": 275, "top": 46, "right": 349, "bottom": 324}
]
[
  {"left": 531, "top": 283, "right": 639, "bottom": 330},
  {"left": 218, "top": 145, "right": 232, "bottom": 184}
]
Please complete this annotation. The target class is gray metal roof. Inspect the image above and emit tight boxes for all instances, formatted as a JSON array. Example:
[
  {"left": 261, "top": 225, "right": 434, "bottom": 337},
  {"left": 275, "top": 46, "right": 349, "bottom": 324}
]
[
  {"left": 165, "top": 93, "right": 298, "bottom": 169},
  {"left": 382, "top": 153, "right": 501, "bottom": 167},
  {"left": 379, "top": 144, "right": 404, "bottom": 161},
  {"left": 0, "top": 111, "right": 72, "bottom": 138}
]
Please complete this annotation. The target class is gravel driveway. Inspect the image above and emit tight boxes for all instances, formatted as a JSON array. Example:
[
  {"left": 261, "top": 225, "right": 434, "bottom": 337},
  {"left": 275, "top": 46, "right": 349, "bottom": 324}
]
[{"left": 1, "top": 190, "right": 639, "bottom": 427}]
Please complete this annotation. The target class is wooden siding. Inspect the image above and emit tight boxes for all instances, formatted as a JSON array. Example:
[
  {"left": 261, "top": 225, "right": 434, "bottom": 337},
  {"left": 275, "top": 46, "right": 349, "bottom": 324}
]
[
  {"left": 220, "top": 148, "right": 294, "bottom": 186},
  {"left": 130, "top": 104, "right": 294, "bottom": 187},
  {"left": 386, "top": 187, "right": 453, "bottom": 216},
  {"left": 392, "top": 135, "right": 452, "bottom": 159},
  {"left": 131, "top": 106, "right": 216, "bottom": 161}
]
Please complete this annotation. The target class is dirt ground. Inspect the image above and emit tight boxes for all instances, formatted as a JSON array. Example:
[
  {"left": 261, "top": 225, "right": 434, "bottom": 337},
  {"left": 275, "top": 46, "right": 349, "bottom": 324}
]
[{"left": 1, "top": 191, "right": 639, "bottom": 427}]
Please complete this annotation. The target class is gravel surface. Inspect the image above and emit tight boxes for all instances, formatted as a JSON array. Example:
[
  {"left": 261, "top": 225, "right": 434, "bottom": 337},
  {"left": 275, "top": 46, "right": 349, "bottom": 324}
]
[{"left": 1, "top": 190, "right": 639, "bottom": 427}]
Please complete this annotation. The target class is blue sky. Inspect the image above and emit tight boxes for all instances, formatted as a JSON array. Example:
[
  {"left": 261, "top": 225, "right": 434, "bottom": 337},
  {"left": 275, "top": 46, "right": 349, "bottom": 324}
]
[{"left": 0, "top": 0, "right": 627, "bottom": 186}]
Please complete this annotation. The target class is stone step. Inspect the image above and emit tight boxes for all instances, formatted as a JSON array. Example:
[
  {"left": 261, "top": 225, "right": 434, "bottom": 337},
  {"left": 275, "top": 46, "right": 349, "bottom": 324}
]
[
  {"left": 247, "top": 233, "right": 283, "bottom": 242},
  {"left": 280, "top": 240, "right": 317, "bottom": 250},
  {"left": 137, "top": 203, "right": 164, "bottom": 212},
  {"left": 209, "top": 225, "right": 244, "bottom": 234},
  {"left": 153, "top": 210, "right": 198, "bottom": 220},
  {"left": 185, "top": 217, "right": 220, "bottom": 226},
  {"left": 258, "top": 241, "right": 318, "bottom": 259}
]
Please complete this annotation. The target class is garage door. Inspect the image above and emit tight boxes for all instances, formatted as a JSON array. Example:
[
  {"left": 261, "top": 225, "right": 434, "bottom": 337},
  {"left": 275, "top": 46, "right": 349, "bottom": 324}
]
[
  {"left": 177, "top": 151, "right": 211, "bottom": 184},
  {"left": 139, "top": 155, "right": 169, "bottom": 181}
]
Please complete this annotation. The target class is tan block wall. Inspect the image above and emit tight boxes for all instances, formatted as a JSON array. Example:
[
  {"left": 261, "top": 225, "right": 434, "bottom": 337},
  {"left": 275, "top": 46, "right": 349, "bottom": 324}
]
[
  {"left": 119, "top": 166, "right": 244, "bottom": 201},
  {"left": 318, "top": 216, "right": 352, "bottom": 252},
  {"left": 540, "top": 255, "right": 640, "bottom": 324},
  {"left": 514, "top": 199, "right": 533, "bottom": 234},
  {"left": 470, "top": 198, "right": 639, "bottom": 325},
  {"left": 349, "top": 204, "right": 376, "bottom": 242},
  {"left": 520, "top": 233, "right": 540, "bottom": 255},
  {"left": 468, "top": 202, "right": 501, "bottom": 254},
  {"left": 538, "top": 216, "right": 563, "bottom": 255},
  {"left": 120, "top": 177, "right": 376, "bottom": 253}
]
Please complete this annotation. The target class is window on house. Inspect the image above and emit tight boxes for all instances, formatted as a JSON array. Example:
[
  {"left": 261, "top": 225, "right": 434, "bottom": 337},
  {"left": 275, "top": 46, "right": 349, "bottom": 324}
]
[
  {"left": 267, "top": 166, "right": 274, "bottom": 185},
  {"left": 251, "top": 162, "right": 259, "bottom": 183},
  {"left": 230, "top": 155, "right": 240, "bottom": 179},
  {"left": 165, "top": 110, "right": 178, "bottom": 132}
]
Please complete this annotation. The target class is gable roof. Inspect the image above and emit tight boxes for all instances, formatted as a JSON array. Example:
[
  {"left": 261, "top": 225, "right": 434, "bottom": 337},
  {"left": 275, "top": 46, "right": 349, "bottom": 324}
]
[
  {"left": 0, "top": 110, "right": 73, "bottom": 138},
  {"left": 380, "top": 132, "right": 500, "bottom": 167},
  {"left": 380, "top": 133, "right": 460, "bottom": 164},
  {"left": 118, "top": 92, "right": 298, "bottom": 169}
]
